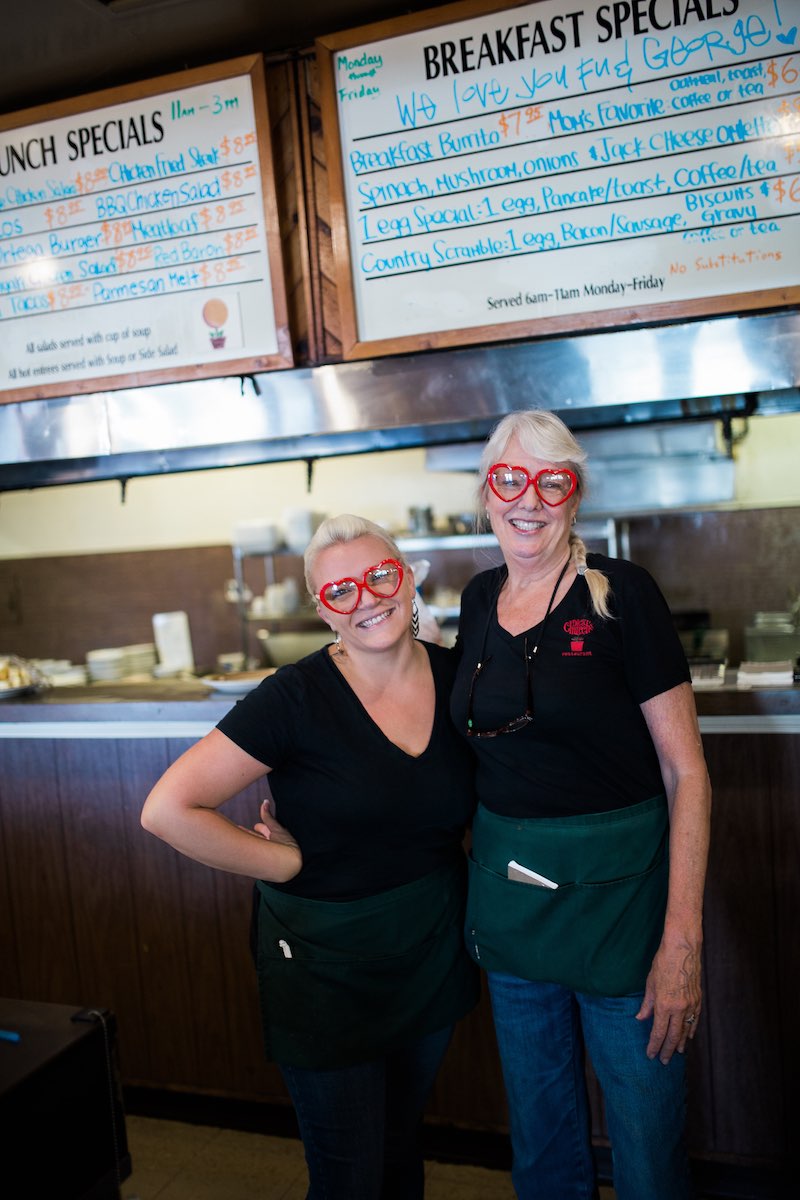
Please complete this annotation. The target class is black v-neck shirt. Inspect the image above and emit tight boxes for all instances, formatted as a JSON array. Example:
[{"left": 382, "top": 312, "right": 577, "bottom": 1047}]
[
  {"left": 450, "top": 554, "right": 690, "bottom": 819},
  {"left": 217, "top": 642, "right": 475, "bottom": 899}
]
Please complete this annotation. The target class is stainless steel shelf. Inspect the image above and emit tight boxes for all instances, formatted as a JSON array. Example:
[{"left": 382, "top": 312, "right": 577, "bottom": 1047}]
[
  {"left": 397, "top": 518, "right": 620, "bottom": 555},
  {"left": 231, "top": 520, "right": 623, "bottom": 660},
  {"left": 396, "top": 533, "right": 497, "bottom": 552}
]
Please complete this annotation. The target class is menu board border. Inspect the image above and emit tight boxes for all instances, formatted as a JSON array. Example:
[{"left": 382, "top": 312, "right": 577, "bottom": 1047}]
[
  {"left": 0, "top": 54, "right": 293, "bottom": 405},
  {"left": 316, "top": 0, "right": 799, "bottom": 360}
]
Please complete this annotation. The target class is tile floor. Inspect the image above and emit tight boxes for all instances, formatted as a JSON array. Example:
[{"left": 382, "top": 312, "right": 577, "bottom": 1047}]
[{"left": 121, "top": 1115, "right": 619, "bottom": 1199}]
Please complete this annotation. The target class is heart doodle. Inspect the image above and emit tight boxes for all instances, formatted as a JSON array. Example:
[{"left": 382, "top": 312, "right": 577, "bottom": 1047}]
[{"left": 776, "top": 26, "right": 797, "bottom": 45}]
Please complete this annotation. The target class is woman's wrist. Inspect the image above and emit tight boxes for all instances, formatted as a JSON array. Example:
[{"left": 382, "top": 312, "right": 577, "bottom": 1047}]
[{"left": 660, "top": 916, "right": 703, "bottom": 950}]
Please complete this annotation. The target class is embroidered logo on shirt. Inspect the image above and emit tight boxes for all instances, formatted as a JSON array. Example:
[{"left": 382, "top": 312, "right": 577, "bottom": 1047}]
[{"left": 562, "top": 618, "right": 594, "bottom": 656}]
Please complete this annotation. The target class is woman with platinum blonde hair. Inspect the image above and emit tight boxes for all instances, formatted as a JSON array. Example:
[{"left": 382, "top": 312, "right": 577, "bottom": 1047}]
[
  {"left": 143, "top": 512, "right": 479, "bottom": 1200},
  {"left": 475, "top": 408, "right": 612, "bottom": 618},
  {"left": 452, "top": 409, "right": 711, "bottom": 1200}
]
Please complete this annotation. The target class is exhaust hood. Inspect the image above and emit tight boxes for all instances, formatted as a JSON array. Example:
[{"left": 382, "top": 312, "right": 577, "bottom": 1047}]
[
  {"left": 426, "top": 420, "right": 738, "bottom": 515},
  {"left": 0, "top": 309, "right": 798, "bottom": 494}
]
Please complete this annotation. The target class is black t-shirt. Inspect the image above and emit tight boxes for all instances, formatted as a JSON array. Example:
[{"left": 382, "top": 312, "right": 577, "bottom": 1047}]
[
  {"left": 217, "top": 642, "right": 475, "bottom": 900},
  {"left": 450, "top": 554, "right": 690, "bottom": 819}
]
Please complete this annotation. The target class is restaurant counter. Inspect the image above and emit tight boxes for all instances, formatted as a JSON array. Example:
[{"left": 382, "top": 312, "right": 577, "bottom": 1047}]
[
  {"left": 0, "top": 677, "right": 797, "bottom": 733},
  {"left": 0, "top": 679, "right": 794, "bottom": 1194},
  {"left": 0, "top": 678, "right": 234, "bottom": 731}
]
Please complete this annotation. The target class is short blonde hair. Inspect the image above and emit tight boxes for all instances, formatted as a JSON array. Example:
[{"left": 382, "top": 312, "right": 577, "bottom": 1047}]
[
  {"left": 477, "top": 410, "right": 612, "bottom": 619},
  {"left": 303, "top": 514, "right": 404, "bottom": 598}
]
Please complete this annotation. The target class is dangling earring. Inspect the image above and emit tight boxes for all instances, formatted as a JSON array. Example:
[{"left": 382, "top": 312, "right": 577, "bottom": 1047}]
[
  {"left": 571, "top": 514, "right": 577, "bottom": 526},
  {"left": 334, "top": 631, "right": 346, "bottom": 657},
  {"left": 412, "top": 597, "right": 420, "bottom": 638}
]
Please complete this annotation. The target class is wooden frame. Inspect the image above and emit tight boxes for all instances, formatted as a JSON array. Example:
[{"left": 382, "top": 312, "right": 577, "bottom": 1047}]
[
  {"left": 316, "top": 0, "right": 799, "bottom": 360},
  {"left": 0, "top": 55, "right": 293, "bottom": 404}
]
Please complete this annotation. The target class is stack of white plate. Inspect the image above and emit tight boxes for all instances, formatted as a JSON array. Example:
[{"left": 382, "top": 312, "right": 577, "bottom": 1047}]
[
  {"left": 86, "top": 643, "right": 158, "bottom": 681},
  {"left": 86, "top": 647, "right": 128, "bottom": 682},
  {"left": 123, "top": 643, "right": 157, "bottom": 676},
  {"left": 31, "top": 659, "right": 87, "bottom": 686}
]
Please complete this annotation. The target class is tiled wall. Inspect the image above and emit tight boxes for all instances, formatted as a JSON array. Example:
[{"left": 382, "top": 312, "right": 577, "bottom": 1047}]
[
  {"left": 1, "top": 505, "right": 797, "bottom": 671},
  {"left": 0, "top": 545, "right": 243, "bottom": 673},
  {"left": 627, "top": 506, "right": 799, "bottom": 666}
]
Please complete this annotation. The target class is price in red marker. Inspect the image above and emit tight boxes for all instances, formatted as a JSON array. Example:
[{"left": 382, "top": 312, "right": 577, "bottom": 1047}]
[
  {"left": 766, "top": 56, "right": 798, "bottom": 88},
  {"left": 497, "top": 106, "right": 542, "bottom": 138}
]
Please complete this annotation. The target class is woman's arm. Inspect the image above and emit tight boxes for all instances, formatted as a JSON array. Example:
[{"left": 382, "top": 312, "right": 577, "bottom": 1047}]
[
  {"left": 637, "top": 681, "right": 711, "bottom": 1063},
  {"left": 141, "top": 728, "right": 302, "bottom": 883}
]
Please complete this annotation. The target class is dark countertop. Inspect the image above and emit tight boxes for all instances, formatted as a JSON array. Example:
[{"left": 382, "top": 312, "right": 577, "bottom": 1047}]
[
  {"left": 0, "top": 678, "right": 798, "bottom": 724},
  {"left": 693, "top": 685, "right": 800, "bottom": 716},
  {"left": 0, "top": 679, "right": 235, "bottom": 723}
]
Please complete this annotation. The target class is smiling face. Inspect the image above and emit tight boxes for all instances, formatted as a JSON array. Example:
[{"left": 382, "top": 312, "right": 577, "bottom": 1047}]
[
  {"left": 484, "top": 435, "right": 580, "bottom": 570},
  {"left": 311, "top": 534, "right": 415, "bottom": 654}
]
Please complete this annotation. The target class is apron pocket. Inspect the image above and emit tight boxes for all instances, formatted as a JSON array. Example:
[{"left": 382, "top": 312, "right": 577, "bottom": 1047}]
[
  {"left": 254, "top": 859, "right": 480, "bottom": 1068},
  {"left": 466, "top": 848, "right": 668, "bottom": 997}
]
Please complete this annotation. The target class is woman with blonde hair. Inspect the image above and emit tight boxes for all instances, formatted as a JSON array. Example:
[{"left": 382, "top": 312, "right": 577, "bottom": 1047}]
[
  {"left": 451, "top": 410, "right": 711, "bottom": 1200},
  {"left": 143, "top": 514, "right": 479, "bottom": 1199}
]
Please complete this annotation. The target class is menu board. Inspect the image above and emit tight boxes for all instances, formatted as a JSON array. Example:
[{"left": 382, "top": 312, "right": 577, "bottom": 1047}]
[
  {"left": 0, "top": 56, "right": 292, "bottom": 404},
  {"left": 317, "top": 0, "right": 799, "bottom": 357}
]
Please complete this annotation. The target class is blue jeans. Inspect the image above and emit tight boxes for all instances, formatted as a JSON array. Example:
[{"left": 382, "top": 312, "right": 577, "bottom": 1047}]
[
  {"left": 278, "top": 1024, "right": 453, "bottom": 1200},
  {"left": 488, "top": 973, "right": 692, "bottom": 1200}
]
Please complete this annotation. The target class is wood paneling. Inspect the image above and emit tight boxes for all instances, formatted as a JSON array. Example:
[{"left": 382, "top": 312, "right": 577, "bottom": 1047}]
[
  {"left": 688, "top": 733, "right": 798, "bottom": 1165},
  {"left": 0, "top": 740, "right": 81, "bottom": 1001},
  {"left": 302, "top": 55, "right": 343, "bottom": 361},
  {"left": 0, "top": 714, "right": 795, "bottom": 1178},
  {"left": 0, "top": 733, "right": 289, "bottom": 1105},
  {"left": 115, "top": 737, "right": 201, "bottom": 1087},
  {"left": 689, "top": 736, "right": 784, "bottom": 1157},
  {"left": 265, "top": 60, "right": 313, "bottom": 363}
]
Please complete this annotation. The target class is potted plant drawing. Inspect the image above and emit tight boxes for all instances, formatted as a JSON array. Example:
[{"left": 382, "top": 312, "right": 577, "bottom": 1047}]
[{"left": 202, "top": 298, "right": 229, "bottom": 349}]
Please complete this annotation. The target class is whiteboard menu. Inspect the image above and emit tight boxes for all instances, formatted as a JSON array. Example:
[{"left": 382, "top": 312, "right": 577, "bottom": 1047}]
[
  {"left": 317, "top": 0, "right": 799, "bottom": 357},
  {"left": 0, "top": 56, "right": 292, "bottom": 404}
]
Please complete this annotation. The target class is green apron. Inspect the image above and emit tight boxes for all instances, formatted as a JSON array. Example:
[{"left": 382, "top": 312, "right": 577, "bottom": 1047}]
[
  {"left": 466, "top": 794, "right": 669, "bottom": 996},
  {"left": 254, "top": 855, "right": 480, "bottom": 1068}
]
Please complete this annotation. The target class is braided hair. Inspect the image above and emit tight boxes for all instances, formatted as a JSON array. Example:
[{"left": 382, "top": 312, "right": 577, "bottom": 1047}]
[{"left": 568, "top": 531, "right": 612, "bottom": 619}]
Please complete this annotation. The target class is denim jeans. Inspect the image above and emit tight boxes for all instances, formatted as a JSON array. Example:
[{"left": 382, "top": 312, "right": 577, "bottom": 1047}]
[
  {"left": 488, "top": 973, "right": 692, "bottom": 1200},
  {"left": 278, "top": 1024, "right": 453, "bottom": 1200}
]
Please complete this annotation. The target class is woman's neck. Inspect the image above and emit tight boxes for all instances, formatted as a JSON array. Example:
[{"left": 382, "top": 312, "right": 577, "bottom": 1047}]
[
  {"left": 497, "top": 550, "right": 574, "bottom": 637},
  {"left": 502, "top": 546, "right": 572, "bottom": 595},
  {"left": 330, "top": 632, "right": 424, "bottom": 691}
]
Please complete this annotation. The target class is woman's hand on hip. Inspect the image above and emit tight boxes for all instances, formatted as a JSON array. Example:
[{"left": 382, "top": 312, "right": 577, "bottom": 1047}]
[
  {"left": 254, "top": 798, "right": 298, "bottom": 846},
  {"left": 252, "top": 799, "right": 303, "bottom": 876}
]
